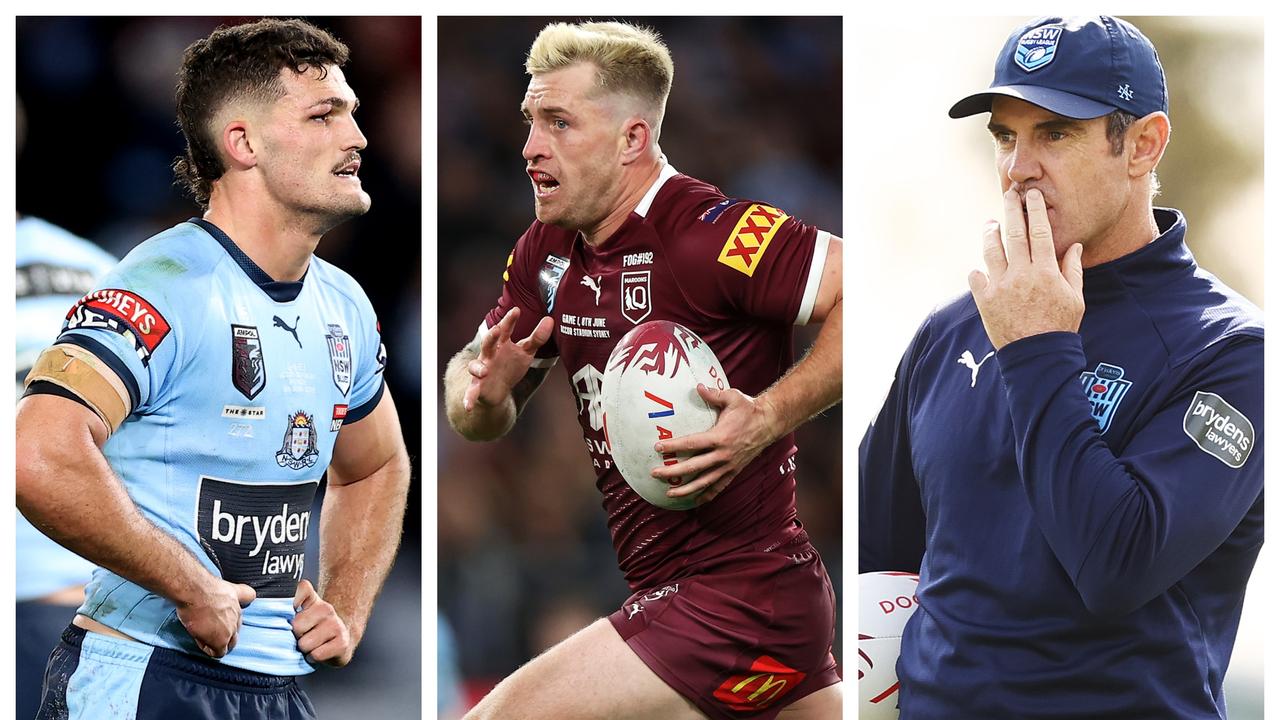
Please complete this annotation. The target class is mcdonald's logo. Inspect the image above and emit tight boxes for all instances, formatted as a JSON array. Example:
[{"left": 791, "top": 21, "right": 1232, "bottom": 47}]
[{"left": 713, "top": 654, "right": 806, "bottom": 711}]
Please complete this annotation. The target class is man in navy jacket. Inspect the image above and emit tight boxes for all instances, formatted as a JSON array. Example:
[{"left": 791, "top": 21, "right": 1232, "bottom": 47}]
[{"left": 860, "top": 16, "right": 1263, "bottom": 719}]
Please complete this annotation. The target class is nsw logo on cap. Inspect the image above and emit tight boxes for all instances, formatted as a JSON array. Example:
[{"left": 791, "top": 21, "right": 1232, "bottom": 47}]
[{"left": 1015, "top": 25, "right": 1063, "bottom": 72}]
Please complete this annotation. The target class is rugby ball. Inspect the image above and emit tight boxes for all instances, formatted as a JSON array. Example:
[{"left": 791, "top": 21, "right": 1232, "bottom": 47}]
[
  {"left": 601, "top": 320, "right": 727, "bottom": 510},
  {"left": 859, "top": 571, "right": 921, "bottom": 720}
]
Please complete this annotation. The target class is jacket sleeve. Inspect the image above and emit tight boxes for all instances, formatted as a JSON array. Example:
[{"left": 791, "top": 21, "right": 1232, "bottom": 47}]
[
  {"left": 859, "top": 316, "right": 931, "bottom": 574},
  {"left": 998, "top": 331, "right": 1264, "bottom": 616}
]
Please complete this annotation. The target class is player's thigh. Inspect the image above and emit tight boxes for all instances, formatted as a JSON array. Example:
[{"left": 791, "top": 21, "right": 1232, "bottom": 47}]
[
  {"left": 465, "top": 617, "right": 707, "bottom": 720},
  {"left": 775, "top": 681, "right": 842, "bottom": 720}
]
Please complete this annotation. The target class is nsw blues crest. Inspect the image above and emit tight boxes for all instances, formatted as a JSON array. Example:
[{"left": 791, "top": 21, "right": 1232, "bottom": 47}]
[
  {"left": 326, "top": 323, "right": 352, "bottom": 397},
  {"left": 1015, "top": 25, "right": 1063, "bottom": 72},
  {"left": 1080, "top": 362, "right": 1132, "bottom": 434},
  {"left": 231, "top": 324, "right": 265, "bottom": 400}
]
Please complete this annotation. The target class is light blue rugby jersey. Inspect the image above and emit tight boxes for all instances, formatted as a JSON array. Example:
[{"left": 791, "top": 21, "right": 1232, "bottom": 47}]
[
  {"left": 56, "top": 218, "right": 385, "bottom": 676},
  {"left": 17, "top": 216, "right": 117, "bottom": 601}
]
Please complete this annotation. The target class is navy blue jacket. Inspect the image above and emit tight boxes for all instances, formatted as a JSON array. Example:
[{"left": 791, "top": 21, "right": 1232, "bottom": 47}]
[{"left": 860, "top": 209, "right": 1263, "bottom": 719}]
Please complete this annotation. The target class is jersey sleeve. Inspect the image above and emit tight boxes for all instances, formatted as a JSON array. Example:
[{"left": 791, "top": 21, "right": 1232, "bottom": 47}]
[
  {"left": 481, "top": 222, "right": 559, "bottom": 366},
  {"left": 859, "top": 314, "right": 931, "bottom": 574},
  {"left": 685, "top": 202, "right": 830, "bottom": 326},
  {"left": 54, "top": 259, "right": 189, "bottom": 417},
  {"left": 342, "top": 286, "right": 386, "bottom": 425},
  {"left": 998, "top": 331, "right": 1264, "bottom": 617}
]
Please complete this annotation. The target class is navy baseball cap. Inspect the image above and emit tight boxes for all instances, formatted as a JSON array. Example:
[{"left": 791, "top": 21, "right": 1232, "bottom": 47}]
[{"left": 949, "top": 16, "right": 1167, "bottom": 120}]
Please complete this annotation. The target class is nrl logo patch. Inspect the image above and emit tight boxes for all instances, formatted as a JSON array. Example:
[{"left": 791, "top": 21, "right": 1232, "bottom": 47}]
[
  {"left": 231, "top": 324, "right": 266, "bottom": 400},
  {"left": 1080, "top": 362, "right": 1132, "bottom": 434},
  {"left": 1183, "top": 391, "right": 1255, "bottom": 469},
  {"left": 537, "top": 254, "right": 570, "bottom": 313},
  {"left": 325, "top": 323, "right": 352, "bottom": 397},
  {"left": 1015, "top": 25, "right": 1063, "bottom": 72},
  {"left": 276, "top": 410, "right": 320, "bottom": 470},
  {"left": 621, "top": 270, "right": 652, "bottom": 325}
]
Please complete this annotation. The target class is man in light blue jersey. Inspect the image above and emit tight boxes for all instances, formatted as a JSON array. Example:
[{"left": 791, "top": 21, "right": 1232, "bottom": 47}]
[
  {"left": 15, "top": 215, "right": 117, "bottom": 720},
  {"left": 16, "top": 18, "right": 410, "bottom": 719}
]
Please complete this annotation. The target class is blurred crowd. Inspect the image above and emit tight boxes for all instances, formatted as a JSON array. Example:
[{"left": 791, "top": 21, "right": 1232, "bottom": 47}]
[
  {"left": 17, "top": 16, "right": 422, "bottom": 718},
  {"left": 436, "top": 17, "right": 843, "bottom": 711}
]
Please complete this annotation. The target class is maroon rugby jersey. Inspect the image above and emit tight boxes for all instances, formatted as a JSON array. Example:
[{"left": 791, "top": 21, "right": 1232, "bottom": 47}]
[{"left": 484, "top": 163, "right": 831, "bottom": 590}]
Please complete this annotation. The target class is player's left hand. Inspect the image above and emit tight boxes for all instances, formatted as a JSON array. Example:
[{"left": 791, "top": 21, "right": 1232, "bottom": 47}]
[
  {"left": 651, "top": 384, "right": 778, "bottom": 506},
  {"left": 968, "top": 188, "right": 1085, "bottom": 349},
  {"left": 292, "top": 579, "right": 355, "bottom": 667}
]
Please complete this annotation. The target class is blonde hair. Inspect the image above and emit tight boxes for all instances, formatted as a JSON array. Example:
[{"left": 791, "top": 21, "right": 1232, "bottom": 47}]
[{"left": 526, "top": 21, "right": 674, "bottom": 133}]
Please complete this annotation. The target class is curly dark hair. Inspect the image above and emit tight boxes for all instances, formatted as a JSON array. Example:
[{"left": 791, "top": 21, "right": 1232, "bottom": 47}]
[{"left": 173, "top": 18, "right": 349, "bottom": 207}]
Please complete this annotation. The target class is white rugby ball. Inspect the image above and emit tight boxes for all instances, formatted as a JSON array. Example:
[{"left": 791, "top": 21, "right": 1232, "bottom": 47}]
[
  {"left": 601, "top": 320, "right": 727, "bottom": 510},
  {"left": 859, "top": 571, "right": 920, "bottom": 720}
]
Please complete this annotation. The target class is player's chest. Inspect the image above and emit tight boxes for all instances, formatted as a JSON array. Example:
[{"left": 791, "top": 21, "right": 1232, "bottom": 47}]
[
  {"left": 182, "top": 289, "right": 360, "bottom": 460},
  {"left": 908, "top": 318, "right": 1165, "bottom": 502},
  {"left": 547, "top": 249, "right": 690, "bottom": 362}
]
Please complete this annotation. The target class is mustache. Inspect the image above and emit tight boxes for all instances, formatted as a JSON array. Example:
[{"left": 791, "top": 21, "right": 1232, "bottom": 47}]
[{"left": 332, "top": 153, "right": 361, "bottom": 173}]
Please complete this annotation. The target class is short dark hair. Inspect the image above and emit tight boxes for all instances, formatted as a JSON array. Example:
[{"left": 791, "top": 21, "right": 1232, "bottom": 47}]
[
  {"left": 1104, "top": 110, "right": 1138, "bottom": 156},
  {"left": 173, "top": 18, "right": 349, "bottom": 207}
]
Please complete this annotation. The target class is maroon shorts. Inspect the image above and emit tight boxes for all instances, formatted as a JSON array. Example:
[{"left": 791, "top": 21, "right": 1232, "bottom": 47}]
[{"left": 608, "top": 526, "right": 840, "bottom": 720}]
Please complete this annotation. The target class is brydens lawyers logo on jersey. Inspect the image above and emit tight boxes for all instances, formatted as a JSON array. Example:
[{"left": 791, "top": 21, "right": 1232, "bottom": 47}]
[
  {"left": 64, "top": 288, "right": 171, "bottom": 366},
  {"left": 1080, "top": 362, "right": 1132, "bottom": 434},
  {"left": 196, "top": 477, "right": 317, "bottom": 597},
  {"left": 231, "top": 324, "right": 266, "bottom": 400},
  {"left": 714, "top": 655, "right": 807, "bottom": 711},
  {"left": 718, "top": 204, "right": 788, "bottom": 277}
]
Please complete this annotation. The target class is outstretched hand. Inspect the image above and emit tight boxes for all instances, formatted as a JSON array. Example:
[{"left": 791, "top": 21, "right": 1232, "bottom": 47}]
[
  {"left": 463, "top": 308, "right": 554, "bottom": 411},
  {"left": 968, "top": 188, "right": 1085, "bottom": 350}
]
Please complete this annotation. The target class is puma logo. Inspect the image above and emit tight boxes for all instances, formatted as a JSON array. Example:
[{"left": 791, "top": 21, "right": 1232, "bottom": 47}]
[
  {"left": 957, "top": 349, "right": 995, "bottom": 388},
  {"left": 273, "top": 315, "right": 302, "bottom": 349},
  {"left": 581, "top": 275, "right": 601, "bottom": 306}
]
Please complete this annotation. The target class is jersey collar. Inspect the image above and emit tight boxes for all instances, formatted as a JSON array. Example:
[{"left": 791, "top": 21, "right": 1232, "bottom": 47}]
[
  {"left": 1081, "top": 208, "right": 1193, "bottom": 302},
  {"left": 189, "top": 218, "right": 306, "bottom": 302},
  {"left": 634, "top": 156, "right": 679, "bottom": 218}
]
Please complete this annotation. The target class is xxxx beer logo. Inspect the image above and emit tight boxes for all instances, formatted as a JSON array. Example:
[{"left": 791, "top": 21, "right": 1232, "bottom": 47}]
[
  {"left": 713, "top": 655, "right": 806, "bottom": 711},
  {"left": 717, "top": 204, "right": 788, "bottom": 277}
]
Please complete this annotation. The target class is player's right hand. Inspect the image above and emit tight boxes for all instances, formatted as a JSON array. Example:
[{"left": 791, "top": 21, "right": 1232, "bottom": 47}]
[
  {"left": 463, "top": 307, "right": 554, "bottom": 411},
  {"left": 176, "top": 577, "right": 256, "bottom": 658}
]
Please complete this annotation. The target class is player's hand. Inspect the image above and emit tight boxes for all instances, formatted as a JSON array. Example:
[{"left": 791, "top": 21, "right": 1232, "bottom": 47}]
[
  {"left": 651, "top": 384, "right": 779, "bottom": 506},
  {"left": 292, "top": 579, "right": 355, "bottom": 667},
  {"left": 968, "top": 188, "right": 1085, "bottom": 350},
  {"left": 463, "top": 308, "right": 554, "bottom": 411},
  {"left": 176, "top": 577, "right": 255, "bottom": 658}
]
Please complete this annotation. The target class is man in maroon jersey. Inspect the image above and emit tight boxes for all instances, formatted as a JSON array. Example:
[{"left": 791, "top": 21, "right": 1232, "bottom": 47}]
[{"left": 444, "top": 20, "right": 843, "bottom": 720}]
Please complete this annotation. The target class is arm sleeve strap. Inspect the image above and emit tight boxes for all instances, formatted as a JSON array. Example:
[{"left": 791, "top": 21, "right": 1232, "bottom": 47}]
[{"left": 23, "top": 342, "right": 132, "bottom": 433}]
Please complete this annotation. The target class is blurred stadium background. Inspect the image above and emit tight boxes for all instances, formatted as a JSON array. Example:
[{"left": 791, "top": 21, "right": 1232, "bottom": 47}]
[
  {"left": 436, "top": 17, "right": 842, "bottom": 717},
  {"left": 850, "top": 16, "right": 1263, "bottom": 719},
  {"left": 16, "top": 16, "right": 422, "bottom": 718}
]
